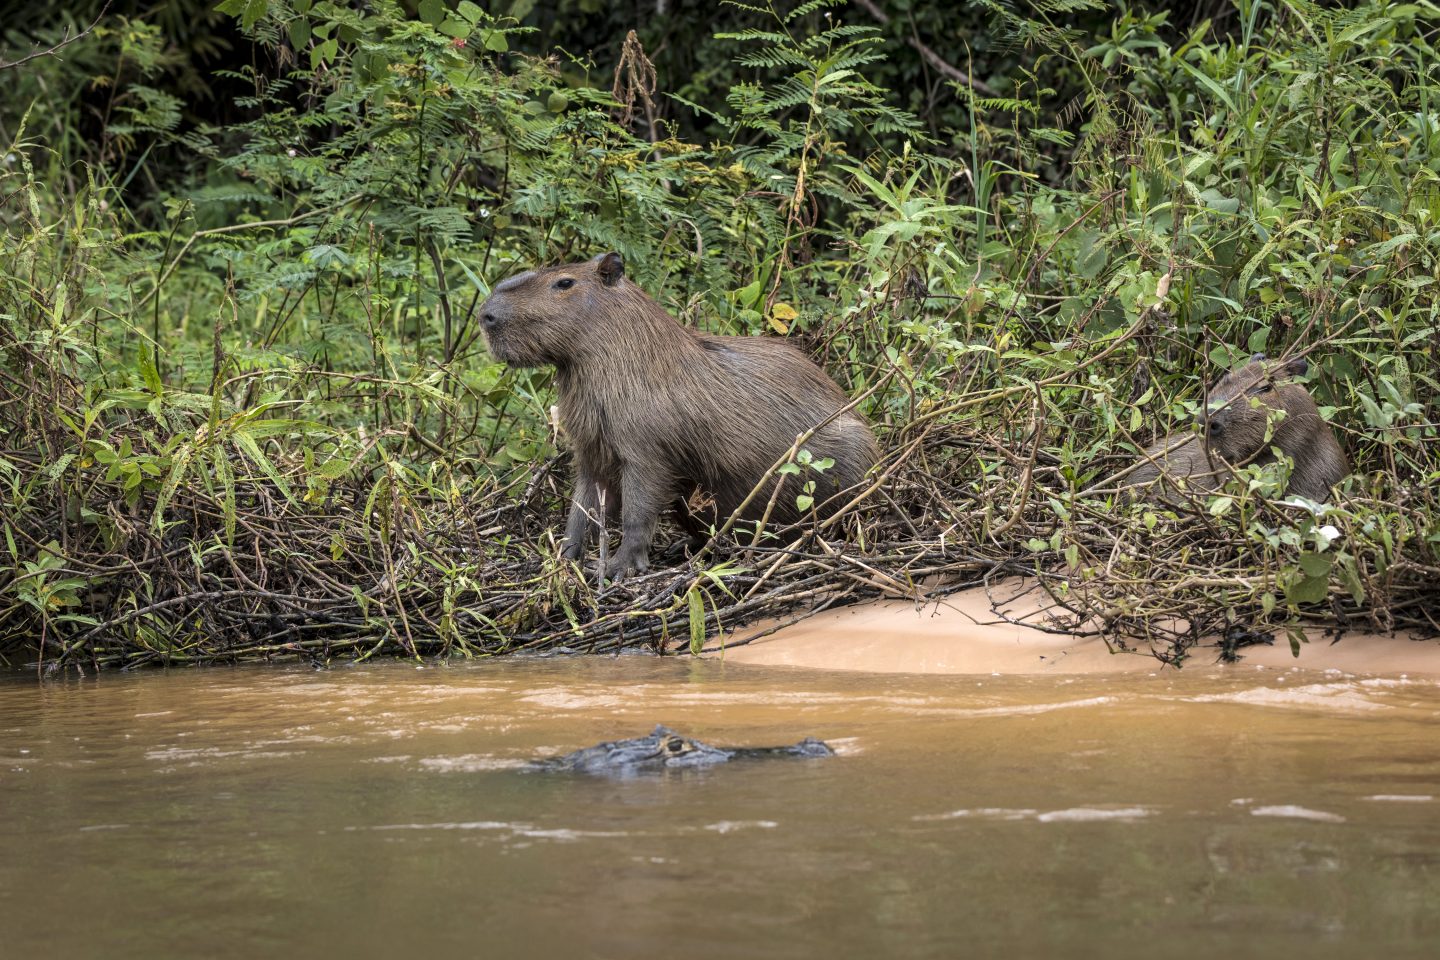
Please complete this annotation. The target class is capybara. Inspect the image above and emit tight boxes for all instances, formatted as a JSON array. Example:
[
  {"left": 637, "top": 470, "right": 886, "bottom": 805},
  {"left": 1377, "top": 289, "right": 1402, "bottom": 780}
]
[
  {"left": 478, "top": 252, "right": 879, "bottom": 578},
  {"left": 1126, "top": 353, "right": 1347, "bottom": 501}
]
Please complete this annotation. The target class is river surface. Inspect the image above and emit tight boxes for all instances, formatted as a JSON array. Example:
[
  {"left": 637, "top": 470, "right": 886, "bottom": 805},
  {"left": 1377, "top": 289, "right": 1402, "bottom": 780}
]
[{"left": 2, "top": 657, "right": 1438, "bottom": 959}]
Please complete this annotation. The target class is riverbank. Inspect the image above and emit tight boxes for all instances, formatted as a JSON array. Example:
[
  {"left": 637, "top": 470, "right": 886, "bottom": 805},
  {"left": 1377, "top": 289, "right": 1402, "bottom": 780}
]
[{"left": 707, "top": 580, "right": 1440, "bottom": 677}]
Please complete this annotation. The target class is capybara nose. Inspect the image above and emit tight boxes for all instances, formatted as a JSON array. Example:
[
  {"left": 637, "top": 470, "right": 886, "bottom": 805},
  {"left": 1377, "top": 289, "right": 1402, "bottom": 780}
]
[
  {"left": 482, "top": 311, "right": 498, "bottom": 329},
  {"left": 1206, "top": 418, "right": 1224, "bottom": 437}
]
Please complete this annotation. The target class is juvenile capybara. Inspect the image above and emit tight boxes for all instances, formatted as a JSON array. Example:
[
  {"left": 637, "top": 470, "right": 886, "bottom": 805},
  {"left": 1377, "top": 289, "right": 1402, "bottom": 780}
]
[
  {"left": 1127, "top": 353, "right": 1347, "bottom": 501},
  {"left": 478, "top": 252, "right": 879, "bottom": 578}
]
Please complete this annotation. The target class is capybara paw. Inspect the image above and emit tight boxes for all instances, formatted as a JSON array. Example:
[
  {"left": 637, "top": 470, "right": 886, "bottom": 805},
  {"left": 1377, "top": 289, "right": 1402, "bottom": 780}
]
[
  {"left": 604, "top": 550, "right": 650, "bottom": 581},
  {"left": 560, "top": 541, "right": 584, "bottom": 562}
]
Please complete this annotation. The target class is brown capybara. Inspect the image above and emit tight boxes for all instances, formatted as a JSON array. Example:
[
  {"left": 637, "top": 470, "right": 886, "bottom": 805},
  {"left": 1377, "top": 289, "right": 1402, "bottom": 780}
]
[
  {"left": 478, "top": 252, "right": 879, "bottom": 578},
  {"left": 1126, "top": 353, "right": 1347, "bottom": 501}
]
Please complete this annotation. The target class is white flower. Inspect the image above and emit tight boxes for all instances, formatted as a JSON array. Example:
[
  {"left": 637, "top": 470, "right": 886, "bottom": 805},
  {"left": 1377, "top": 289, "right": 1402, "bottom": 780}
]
[
  {"left": 287, "top": 148, "right": 298, "bottom": 157},
  {"left": 1318, "top": 524, "right": 1341, "bottom": 544}
]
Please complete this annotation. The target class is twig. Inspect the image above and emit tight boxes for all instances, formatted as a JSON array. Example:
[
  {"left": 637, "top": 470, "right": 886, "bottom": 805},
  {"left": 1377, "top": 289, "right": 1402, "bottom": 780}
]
[{"left": 0, "top": 3, "right": 110, "bottom": 72}]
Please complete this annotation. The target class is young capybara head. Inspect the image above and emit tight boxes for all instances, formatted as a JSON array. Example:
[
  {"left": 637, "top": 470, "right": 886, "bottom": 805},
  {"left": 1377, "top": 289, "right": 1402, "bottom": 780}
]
[
  {"left": 1197, "top": 352, "right": 1313, "bottom": 463},
  {"left": 479, "top": 252, "right": 628, "bottom": 367}
]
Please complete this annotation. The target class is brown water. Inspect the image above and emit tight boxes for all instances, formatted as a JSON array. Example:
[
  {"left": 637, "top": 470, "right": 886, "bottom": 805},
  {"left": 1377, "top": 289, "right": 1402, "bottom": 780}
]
[{"left": 2, "top": 658, "right": 1438, "bottom": 960}]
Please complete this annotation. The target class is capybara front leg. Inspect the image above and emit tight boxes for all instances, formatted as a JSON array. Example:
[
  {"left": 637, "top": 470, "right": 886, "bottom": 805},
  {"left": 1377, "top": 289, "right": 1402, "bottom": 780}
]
[
  {"left": 561, "top": 473, "right": 607, "bottom": 562},
  {"left": 605, "top": 469, "right": 666, "bottom": 580}
]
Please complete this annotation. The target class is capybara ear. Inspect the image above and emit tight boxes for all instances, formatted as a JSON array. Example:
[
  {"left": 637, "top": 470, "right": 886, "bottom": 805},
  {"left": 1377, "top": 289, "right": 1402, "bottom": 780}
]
[
  {"left": 1281, "top": 356, "right": 1309, "bottom": 378},
  {"left": 1250, "top": 352, "right": 1266, "bottom": 363},
  {"left": 595, "top": 252, "right": 625, "bottom": 287}
]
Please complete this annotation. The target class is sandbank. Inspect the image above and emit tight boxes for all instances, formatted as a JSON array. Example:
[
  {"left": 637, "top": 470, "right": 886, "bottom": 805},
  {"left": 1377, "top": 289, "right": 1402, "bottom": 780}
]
[{"left": 707, "top": 580, "right": 1440, "bottom": 677}]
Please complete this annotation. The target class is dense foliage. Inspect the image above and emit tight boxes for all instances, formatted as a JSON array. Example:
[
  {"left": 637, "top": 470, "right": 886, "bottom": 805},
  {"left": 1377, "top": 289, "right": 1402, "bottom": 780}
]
[{"left": 2, "top": 0, "right": 1437, "bottom": 670}]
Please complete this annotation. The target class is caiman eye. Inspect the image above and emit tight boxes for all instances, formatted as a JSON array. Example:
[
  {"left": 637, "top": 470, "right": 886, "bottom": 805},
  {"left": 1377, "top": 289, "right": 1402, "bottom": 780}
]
[{"left": 553, "top": 278, "right": 575, "bottom": 291}]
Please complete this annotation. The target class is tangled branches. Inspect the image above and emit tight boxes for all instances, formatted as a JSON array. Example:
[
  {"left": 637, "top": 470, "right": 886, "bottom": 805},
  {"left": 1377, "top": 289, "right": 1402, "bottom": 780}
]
[{"left": 5, "top": 356, "right": 1437, "bottom": 675}]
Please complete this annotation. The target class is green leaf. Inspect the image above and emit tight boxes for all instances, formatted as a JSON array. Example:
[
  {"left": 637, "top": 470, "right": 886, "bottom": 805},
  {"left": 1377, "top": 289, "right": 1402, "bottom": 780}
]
[
  {"left": 363, "top": 51, "right": 390, "bottom": 79},
  {"left": 1176, "top": 59, "right": 1236, "bottom": 113},
  {"left": 235, "top": 418, "right": 329, "bottom": 440},
  {"left": 214, "top": 451, "right": 237, "bottom": 544},
  {"left": 1208, "top": 495, "right": 1234, "bottom": 516},
  {"left": 1298, "top": 552, "right": 1331, "bottom": 578},
  {"left": 1365, "top": 232, "right": 1418, "bottom": 260},
  {"left": 151, "top": 444, "right": 195, "bottom": 532},
  {"left": 1197, "top": 187, "right": 1240, "bottom": 215},
  {"left": 1285, "top": 572, "right": 1328, "bottom": 605},
  {"left": 233, "top": 432, "right": 296, "bottom": 505},
  {"left": 1338, "top": 556, "right": 1365, "bottom": 604},
  {"left": 241, "top": 0, "right": 268, "bottom": 31},
  {"left": 137, "top": 347, "right": 163, "bottom": 397},
  {"left": 288, "top": 18, "right": 311, "bottom": 48},
  {"left": 440, "top": 17, "right": 471, "bottom": 38},
  {"left": 418, "top": 0, "right": 445, "bottom": 25},
  {"left": 687, "top": 585, "right": 706, "bottom": 656},
  {"left": 457, "top": 1, "right": 485, "bottom": 22},
  {"left": 316, "top": 457, "right": 353, "bottom": 480}
]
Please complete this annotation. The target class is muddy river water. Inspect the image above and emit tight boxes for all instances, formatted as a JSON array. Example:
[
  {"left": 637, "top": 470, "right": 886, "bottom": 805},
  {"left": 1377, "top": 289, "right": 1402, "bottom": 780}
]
[{"left": 2, "top": 657, "right": 1438, "bottom": 959}]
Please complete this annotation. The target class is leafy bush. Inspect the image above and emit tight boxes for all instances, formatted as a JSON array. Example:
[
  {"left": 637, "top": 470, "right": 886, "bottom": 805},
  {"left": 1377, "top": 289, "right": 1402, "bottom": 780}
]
[{"left": 1, "top": 0, "right": 1436, "bottom": 670}]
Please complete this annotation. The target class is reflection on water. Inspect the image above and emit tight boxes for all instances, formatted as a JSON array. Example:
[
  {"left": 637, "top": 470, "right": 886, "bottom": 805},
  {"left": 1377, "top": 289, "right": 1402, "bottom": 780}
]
[{"left": 2, "top": 658, "right": 1439, "bottom": 959}]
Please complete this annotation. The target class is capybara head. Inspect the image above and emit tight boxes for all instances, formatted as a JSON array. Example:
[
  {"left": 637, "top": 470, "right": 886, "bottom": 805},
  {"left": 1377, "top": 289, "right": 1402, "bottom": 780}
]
[
  {"left": 1197, "top": 353, "right": 1312, "bottom": 462},
  {"left": 479, "top": 252, "right": 628, "bottom": 366}
]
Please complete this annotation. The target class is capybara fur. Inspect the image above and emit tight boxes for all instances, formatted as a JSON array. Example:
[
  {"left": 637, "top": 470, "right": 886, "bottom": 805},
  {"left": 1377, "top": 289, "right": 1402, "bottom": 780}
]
[
  {"left": 478, "top": 252, "right": 879, "bottom": 578},
  {"left": 1127, "top": 353, "right": 1347, "bottom": 502}
]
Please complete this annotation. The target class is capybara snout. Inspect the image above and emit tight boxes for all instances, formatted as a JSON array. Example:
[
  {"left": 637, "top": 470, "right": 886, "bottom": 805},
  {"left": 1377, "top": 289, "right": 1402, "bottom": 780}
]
[{"left": 478, "top": 256, "right": 626, "bottom": 368}]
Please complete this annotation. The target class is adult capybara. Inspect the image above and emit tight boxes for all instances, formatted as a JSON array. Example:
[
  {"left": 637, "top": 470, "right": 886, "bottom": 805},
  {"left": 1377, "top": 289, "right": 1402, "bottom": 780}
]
[
  {"left": 478, "top": 252, "right": 879, "bottom": 578},
  {"left": 1126, "top": 353, "right": 1347, "bottom": 501}
]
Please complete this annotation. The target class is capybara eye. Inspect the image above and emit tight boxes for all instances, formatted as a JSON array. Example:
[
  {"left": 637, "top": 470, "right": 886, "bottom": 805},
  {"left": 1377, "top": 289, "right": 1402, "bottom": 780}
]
[{"left": 553, "top": 278, "right": 575, "bottom": 291}]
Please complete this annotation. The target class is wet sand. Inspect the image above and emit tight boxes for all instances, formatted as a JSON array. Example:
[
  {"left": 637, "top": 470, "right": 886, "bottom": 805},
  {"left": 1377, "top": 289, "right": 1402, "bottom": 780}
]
[{"left": 710, "top": 580, "right": 1440, "bottom": 676}]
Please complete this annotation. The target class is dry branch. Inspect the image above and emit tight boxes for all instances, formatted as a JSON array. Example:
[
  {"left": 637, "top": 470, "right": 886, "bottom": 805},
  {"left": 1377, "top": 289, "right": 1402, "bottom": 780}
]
[{"left": 0, "top": 3, "right": 110, "bottom": 73}]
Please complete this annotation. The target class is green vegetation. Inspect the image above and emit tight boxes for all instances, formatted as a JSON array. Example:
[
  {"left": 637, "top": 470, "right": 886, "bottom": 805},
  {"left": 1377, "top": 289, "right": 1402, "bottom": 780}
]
[{"left": 2, "top": 0, "right": 1437, "bottom": 671}]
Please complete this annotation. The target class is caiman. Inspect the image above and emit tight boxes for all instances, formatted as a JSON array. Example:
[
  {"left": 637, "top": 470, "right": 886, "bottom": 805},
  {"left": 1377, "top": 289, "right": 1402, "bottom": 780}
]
[{"left": 529, "top": 725, "right": 834, "bottom": 776}]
